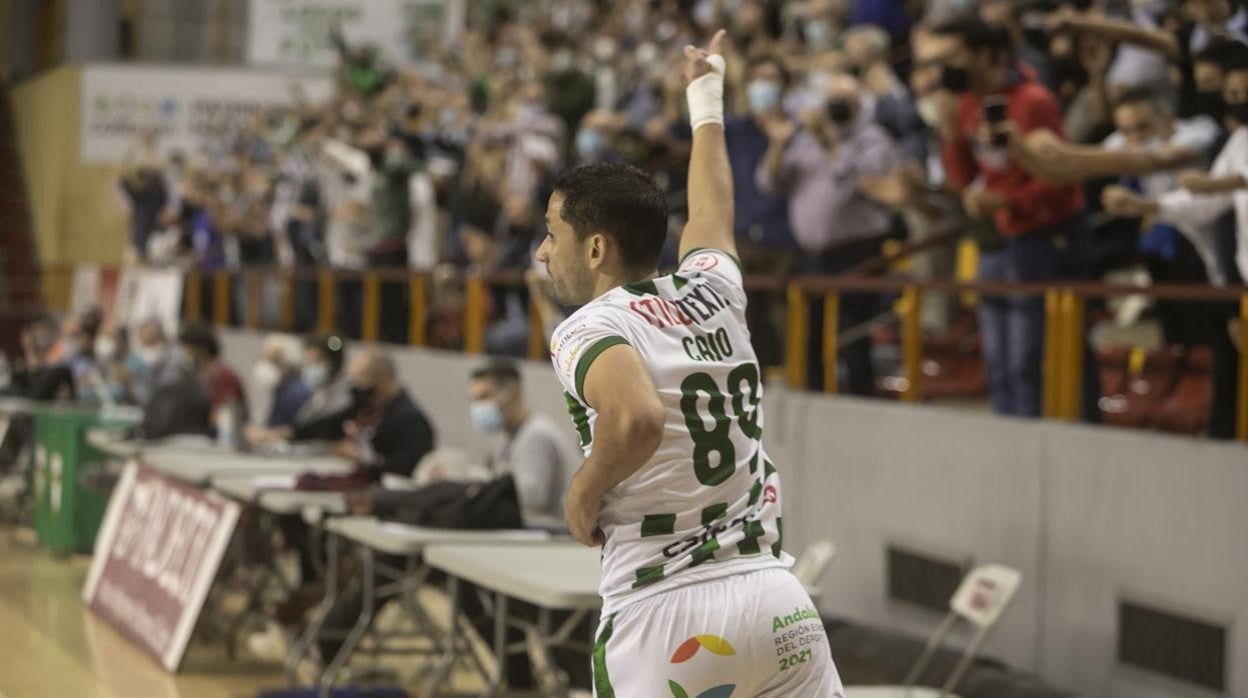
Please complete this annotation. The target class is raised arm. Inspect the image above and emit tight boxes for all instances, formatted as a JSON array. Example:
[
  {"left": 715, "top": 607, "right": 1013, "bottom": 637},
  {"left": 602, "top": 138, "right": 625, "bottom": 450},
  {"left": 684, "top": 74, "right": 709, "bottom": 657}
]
[
  {"left": 678, "top": 29, "right": 737, "bottom": 261},
  {"left": 1008, "top": 127, "right": 1203, "bottom": 183},
  {"left": 1049, "top": 9, "right": 1181, "bottom": 63}
]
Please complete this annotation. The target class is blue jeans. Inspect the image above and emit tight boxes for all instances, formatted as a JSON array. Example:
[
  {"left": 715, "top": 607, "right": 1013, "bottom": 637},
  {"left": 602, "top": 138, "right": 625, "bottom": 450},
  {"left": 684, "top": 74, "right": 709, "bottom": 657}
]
[{"left": 978, "top": 217, "right": 1100, "bottom": 420}]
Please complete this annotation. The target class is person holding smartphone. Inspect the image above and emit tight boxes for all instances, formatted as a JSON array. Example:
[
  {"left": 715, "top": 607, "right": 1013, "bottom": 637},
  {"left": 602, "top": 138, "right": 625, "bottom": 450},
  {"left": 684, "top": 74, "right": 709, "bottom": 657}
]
[{"left": 930, "top": 17, "right": 1099, "bottom": 422}]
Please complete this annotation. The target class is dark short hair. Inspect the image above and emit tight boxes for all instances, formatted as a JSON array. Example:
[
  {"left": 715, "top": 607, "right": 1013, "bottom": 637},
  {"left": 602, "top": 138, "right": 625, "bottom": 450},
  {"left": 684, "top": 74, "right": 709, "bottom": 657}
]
[
  {"left": 471, "top": 358, "right": 521, "bottom": 387},
  {"left": 178, "top": 323, "right": 220, "bottom": 358},
  {"left": 551, "top": 163, "right": 668, "bottom": 273},
  {"left": 306, "top": 334, "right": 346, "bottom": 375},
  {"left": 933, "top": 16, "right": 1015, "bottom": 59},
  {"left": 1225, "top": 41, "right": 1248, "bottom": 74},
  {"left": 747, "top": 51, "right": 790, "bottom": 88},
  {"left": 1194, "top": 37, "right": 1240, "bottom": 66}
]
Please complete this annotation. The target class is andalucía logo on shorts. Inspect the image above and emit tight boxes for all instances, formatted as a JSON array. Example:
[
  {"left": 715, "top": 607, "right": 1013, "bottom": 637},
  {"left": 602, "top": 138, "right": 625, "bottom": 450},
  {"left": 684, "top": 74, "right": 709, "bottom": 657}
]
[{"left": 667, "top": 634, "right": 737, "bottom": 698}]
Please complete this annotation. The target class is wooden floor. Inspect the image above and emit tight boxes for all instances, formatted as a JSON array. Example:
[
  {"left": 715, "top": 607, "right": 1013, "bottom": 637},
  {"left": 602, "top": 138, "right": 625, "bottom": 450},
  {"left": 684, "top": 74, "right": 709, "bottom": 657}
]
[{"left": 0, "top": 528, "right": 283, "bottom": 698}]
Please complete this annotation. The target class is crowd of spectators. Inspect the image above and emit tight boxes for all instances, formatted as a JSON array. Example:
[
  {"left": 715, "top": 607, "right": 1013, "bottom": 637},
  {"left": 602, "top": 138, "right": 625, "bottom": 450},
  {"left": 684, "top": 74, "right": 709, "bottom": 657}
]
[{"left": 110, "top": 0, "right": 1245, "bottom": 434}]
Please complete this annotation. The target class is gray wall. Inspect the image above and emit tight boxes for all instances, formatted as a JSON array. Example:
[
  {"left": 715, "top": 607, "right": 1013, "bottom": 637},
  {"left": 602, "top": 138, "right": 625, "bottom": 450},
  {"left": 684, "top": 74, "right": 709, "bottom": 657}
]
[{"left": 220, "top": 329, "right": 1248, "bottom": 698}]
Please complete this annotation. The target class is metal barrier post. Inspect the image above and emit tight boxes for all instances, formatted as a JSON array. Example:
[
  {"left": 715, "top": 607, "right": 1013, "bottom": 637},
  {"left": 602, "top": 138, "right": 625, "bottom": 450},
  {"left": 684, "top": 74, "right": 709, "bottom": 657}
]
[
  {"left": 900, "top": 285, "right": 923, "bottom": 403},
  {"left": 822, "top": 292, "right": 839, "bottom": 394},
  {"left": 785, "top": 284, "right": 808, "bottom": 389},
  {"left": 213, "top": 270, "right": 230, "bottom": 326},
  {"left": 362, "top": 272, "right": 381, "bottom": 342},
  {"left": 185, "top": 271, "right": 202, "bottom": 322},
  {"left": 1042, "top": 289, "right": 1061, "bottom": 419},
  {"left": 408, "top": 276, "right": 427, "bottom": 347},
  {"left": 1060, "top": 289, "right": 1085, "bottom": 421},
  {"left": 317, "top": 269, "right": 335, "bottom": 335},
  {"left": 464, "top": 275, "right": 487, "bottom": 354},
  {"left": 1238, "top": 295, "right": 1248, "bottom": 441},
  {"left": 243, "top": 271, "right": 260, "bottom": 329}
]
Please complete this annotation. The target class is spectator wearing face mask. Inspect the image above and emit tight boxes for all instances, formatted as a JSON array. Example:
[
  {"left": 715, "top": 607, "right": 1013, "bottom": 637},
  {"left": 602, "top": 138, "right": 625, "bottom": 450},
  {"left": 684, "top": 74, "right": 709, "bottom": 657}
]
[
  {"left": 88, "top": 327, "right": 144, "bottom": 405},
  {"left": 933, "top": 17, "right": 1098, "bottom": 421},
  {"left": 756, "top": 72, "right": 900, "bottom": 394},
  {"left": 131, "top": 318, "right": 189, "bottom": 405},
  {"left": 1047, "top": 0, "right": 1248, "bottom": 123},
  {"left": 468, "top": 359, "right": 570, "bottom": 523},
  {"left": 843, "top": 24, "right": 928, "bottom": 165},
  {"left": 251, "top": 334, "right": 311, "bottom": 430}
]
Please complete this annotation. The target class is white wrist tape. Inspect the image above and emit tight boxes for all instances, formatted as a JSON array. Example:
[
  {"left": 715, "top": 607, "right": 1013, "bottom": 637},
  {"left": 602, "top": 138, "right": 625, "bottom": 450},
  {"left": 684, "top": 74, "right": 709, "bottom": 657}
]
[{"left": 686, "top": 54, "right": 726, "bottom": 132}]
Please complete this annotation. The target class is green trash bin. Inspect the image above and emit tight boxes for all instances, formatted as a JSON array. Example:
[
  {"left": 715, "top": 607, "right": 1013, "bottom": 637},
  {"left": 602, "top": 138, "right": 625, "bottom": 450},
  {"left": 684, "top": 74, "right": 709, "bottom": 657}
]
[{"left": 31, "top": 405, "right": 138, "bottom": 554}]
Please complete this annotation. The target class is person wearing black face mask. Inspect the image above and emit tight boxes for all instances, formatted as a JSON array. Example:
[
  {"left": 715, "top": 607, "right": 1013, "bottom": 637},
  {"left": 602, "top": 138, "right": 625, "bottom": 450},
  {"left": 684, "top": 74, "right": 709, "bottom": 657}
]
[
  {"left": 931, "top": 17, "right": 1100, "bottom": 422},
  {"left": 328, "top": 347, "right": 435, "bottom": 478}
]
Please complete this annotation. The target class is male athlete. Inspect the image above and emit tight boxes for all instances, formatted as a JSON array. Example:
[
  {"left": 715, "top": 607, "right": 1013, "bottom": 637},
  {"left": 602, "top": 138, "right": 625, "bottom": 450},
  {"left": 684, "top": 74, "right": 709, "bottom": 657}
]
[{"left": 536, "top": 31, "right": 843, "bottom": 696}]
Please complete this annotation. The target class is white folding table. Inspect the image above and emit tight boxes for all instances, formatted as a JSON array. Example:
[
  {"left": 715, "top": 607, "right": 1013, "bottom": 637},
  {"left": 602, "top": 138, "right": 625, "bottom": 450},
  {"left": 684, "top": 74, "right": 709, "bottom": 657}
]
[
  {"left": 423, "top": 542, "right": 601, "bottom": 697},
  {"left": 293, "top": 517, "right": 554, "bottom": 693},
  {"left": 140, "top": 445, "right": 353, "bottom": 486},
  {"left": 212, "top": 474, "right": 348, "bottom": 516}
]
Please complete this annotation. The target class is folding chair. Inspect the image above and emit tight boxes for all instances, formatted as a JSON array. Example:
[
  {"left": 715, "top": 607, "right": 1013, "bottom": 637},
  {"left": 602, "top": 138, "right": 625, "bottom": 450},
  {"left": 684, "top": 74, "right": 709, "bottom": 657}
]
[{"left": 845, "top": 563, "right": 1023, "bottom": 698}]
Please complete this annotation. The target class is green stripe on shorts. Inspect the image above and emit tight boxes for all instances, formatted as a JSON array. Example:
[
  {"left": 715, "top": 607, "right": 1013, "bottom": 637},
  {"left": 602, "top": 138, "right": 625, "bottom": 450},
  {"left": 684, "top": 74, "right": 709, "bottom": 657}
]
[{"left": 593, "top": 613, "right": 616, "bottom": 698}]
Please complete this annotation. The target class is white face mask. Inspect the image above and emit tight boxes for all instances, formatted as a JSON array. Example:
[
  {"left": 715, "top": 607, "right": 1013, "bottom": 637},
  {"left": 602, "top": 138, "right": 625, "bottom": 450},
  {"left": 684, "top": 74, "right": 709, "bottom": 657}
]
[
  {"left": 94, "top": 336, "right": 117, "bottom": 362},
  {"left": 302, "top": 362, "right": 329, "bottom": 390},
  {"left": 138, "top": 344, "right": 164, "bottom": 366},
  {"left": 469, "top": 400, "right": 505, "bottom": 433},
  {"left": 253, "top": 360, "right": 282, "bottom": 391},
  {"left": 917, "top": 95, "right": 943, "bottom": 129}
]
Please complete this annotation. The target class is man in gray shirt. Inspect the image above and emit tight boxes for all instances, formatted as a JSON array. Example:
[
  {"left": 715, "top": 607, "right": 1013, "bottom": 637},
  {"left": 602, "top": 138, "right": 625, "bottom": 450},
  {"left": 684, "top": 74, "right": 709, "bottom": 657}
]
[
  {"left": 756, "top": 73, "right": 900, "bottom": 394},
  {"left": 469, "top": 359, "right": 571, "bottom": 524}
]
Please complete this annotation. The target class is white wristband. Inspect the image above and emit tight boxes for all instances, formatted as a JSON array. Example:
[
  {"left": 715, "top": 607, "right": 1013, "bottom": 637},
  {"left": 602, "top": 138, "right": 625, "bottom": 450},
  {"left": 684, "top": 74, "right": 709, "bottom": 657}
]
[{"left": 686, "top": 54, "right": 726, "bottom": 132}]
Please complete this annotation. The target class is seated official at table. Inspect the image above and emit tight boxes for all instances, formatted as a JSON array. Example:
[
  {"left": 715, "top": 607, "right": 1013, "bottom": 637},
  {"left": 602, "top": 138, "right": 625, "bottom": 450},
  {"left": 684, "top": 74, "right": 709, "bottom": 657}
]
[
  {"left": 178, "top": 323, "right": 247, "bottom": 442},
  {"left": 246, "top": 334, "right": 353, "bottom": 446},
  {"left": 333, "top": 347, "right": 436, "bottom": 478},
  {"left": 251, "top": 333, "right": 311, "bottom": 430},
  {"left": 468, "top": 359, "right": 571, "bottom": 523}
]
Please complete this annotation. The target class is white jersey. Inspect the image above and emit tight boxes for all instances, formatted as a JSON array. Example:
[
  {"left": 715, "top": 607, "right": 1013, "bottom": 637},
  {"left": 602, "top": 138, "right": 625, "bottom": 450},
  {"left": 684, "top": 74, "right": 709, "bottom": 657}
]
[{"left": 551, "top": 248, "right": 786, "bottom": 613}]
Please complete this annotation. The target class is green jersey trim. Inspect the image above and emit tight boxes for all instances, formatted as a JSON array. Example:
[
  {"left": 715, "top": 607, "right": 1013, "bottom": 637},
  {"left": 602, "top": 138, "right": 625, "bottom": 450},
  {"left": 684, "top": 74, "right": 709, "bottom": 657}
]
[
  {"left": 574, "top": 335, "right": 630, "bottom": 401},
  {"left": 678, "top": 246, "right": 743, "bottom": 271}
]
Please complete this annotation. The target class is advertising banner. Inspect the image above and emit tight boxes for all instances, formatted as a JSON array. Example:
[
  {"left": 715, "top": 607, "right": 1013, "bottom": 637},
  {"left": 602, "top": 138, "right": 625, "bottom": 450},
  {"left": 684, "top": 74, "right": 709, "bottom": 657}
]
[
  {"left": 246, "top": 0, "right": 465, "bottom": 67},
  {"left": 82, "top": 462, "right": 240, "bottom": 671},
  {"left": 80, "top": 64, "right": 333, "bottom": 164}
]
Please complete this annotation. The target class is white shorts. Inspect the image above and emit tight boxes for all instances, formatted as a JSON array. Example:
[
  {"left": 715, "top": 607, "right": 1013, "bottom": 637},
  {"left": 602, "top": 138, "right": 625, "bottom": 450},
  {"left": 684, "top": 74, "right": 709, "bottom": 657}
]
[{"left": 592, "top": 567, "right": 844, "bottom": 697}]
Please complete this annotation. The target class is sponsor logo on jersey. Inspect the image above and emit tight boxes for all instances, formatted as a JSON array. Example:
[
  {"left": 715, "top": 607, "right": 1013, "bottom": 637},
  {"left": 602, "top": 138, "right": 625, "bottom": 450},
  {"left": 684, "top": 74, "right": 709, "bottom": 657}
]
[
  {"left": 763, "top": 485, "right": 778, "bottom": 504},
  {"left": 771, "top": 607, "right": 820, "bottom": 632},
  {"left": 668, "top": 634, "right": 737, "bottom": 698},
  {"left": 627, "top": 282, "right": 731, "bottom": 329},
  {"left": 662, "top": 510, "right": 756, "bottom": 559},
  {"left": 683, "top": 252, "right": 720, "bottom": 272}
]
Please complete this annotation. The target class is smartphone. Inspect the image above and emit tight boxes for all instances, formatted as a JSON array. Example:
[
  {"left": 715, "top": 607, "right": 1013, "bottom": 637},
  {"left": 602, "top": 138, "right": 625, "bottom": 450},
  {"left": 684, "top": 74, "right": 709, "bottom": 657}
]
[{"left": 983, "top": 96, "right": 1009, "bottom": 147}]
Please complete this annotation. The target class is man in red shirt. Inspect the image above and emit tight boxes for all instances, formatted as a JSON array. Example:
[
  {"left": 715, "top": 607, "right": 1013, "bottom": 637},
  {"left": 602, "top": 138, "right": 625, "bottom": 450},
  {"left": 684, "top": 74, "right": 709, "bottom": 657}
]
[
  {"left": 178, "top": 324, "right": 248, "bottom": 443},
  {"left": 932, "top": 17, "right": 1098, "bottom": 420}
]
